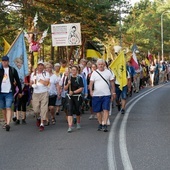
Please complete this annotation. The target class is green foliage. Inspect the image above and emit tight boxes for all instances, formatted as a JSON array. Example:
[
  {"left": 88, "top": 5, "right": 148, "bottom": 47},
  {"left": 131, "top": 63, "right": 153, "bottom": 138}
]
[
  {"left": 0, "top": 0, "right": 130, "bottom": 59},
  {"left": 122, "top": 0, "right": 170, "bottom": 58}
]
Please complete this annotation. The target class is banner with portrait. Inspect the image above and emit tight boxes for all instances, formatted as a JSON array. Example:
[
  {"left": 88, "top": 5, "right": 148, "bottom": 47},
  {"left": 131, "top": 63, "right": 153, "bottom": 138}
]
[{"left": 51, "top": 23, "right": 81, "bottom": 46}]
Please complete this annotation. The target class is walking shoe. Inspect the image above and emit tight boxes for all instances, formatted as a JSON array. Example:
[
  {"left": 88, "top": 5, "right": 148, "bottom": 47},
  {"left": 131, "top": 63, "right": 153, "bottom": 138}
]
[
  {"left": 36, "top": 119, "right": 41, "bottom": 127},
  {"left": 2, "top": 123, "right": 7, "bottom": 129},
  {"left": 67, "top": 127, "right": 72, "bottom": 133},
  {"left": 97, "top": 124, "right": 103, "bottom": 131},
  {"left": 117, "top": 105, "right": 121, "bottom": 111},
  {"left": 89, "top": 114, "right": 94, "bottom": 120},
  {"left": 12, "top": 116, "right": 17, "bottom": 122},
  {"left": 22, "top": 119, "right": 26, "bottom": 125},
  {"left": 6, "top": 125, "right": 10, "bottom": 131},
  {"left": 56, "top": 112, "right": 59, "bottom": 115},
  {"left": 73, "top": 118, "right": 77, "bottom": 124},
  {"left": 15, "top": 119, "right": 20, "bottom": 125},
  {"left": 121, "top": 109, "right": 125, "bottom": 114},
  {"left": 107, "top": 118, "right": 110, "bottom": 126},
  {"left": 39, "top": 125, "right": 44, "bottom": 132},
  {"left": 77, "top": 123, "right": 81, "bottom": 129},
  {"left": 94, "top": 115, "right": 97, "bottom": 119},
  {"left": 103, "top": 125, "right": 108, "bottom": 132}
]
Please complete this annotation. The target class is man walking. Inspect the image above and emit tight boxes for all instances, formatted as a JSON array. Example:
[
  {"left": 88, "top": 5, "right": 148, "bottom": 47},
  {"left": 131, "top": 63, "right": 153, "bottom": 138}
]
[
  {"left": 30, "top": 61, "right": 50, "bottom": 131},
  {"left": 0, "top": 55, "right": 22, "bottom": 131},
  {"left": 89, "top": 59, "right": 116, "bottom": 132}
]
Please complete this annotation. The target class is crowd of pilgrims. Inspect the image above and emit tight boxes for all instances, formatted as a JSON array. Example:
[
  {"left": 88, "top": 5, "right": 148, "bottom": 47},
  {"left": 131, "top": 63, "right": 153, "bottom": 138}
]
[{"left": 11, "top": 57, "right": 170, "bottom": 132}]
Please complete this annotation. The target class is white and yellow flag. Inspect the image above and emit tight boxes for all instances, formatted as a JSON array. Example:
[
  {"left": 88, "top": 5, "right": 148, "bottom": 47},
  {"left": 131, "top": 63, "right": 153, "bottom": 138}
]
[{"left": 109, "top": 51, "right": 127, "bottom": 90}]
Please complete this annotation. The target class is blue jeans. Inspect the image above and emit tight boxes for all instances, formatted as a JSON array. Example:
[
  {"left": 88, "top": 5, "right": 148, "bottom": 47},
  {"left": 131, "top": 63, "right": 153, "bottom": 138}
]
[
  {"left": 0, "top": 92, "right": 13, "bottom": 109},
  {"left": 115, "top": 85, "right": 128, "bottom": 100}
]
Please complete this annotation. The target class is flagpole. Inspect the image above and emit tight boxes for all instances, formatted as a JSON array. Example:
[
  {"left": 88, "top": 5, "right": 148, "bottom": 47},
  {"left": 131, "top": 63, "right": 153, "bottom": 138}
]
[{"left": 6, "top": 30, "right": 23, "bottom": 55}]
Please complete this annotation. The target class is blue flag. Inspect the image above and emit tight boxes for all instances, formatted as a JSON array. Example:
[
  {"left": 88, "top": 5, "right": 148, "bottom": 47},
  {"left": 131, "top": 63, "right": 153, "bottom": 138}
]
[
  {"left": 6, "top": 30, "right": 28, "bottom": 85},
  {"left": 131, "top": 44, "right": 138, "bottom": 52}
]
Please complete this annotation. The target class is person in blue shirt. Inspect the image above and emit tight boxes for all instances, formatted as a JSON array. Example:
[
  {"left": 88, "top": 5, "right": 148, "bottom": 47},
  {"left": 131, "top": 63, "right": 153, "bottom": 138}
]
[{"left": 126, "top": 61, "right": 136, "bottom": 97}]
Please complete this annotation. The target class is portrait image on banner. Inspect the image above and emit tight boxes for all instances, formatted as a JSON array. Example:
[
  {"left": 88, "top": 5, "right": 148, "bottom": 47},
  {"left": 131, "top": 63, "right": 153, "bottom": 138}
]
[{"left": 51, "top": 23, "right": 81, "bottom": 46}]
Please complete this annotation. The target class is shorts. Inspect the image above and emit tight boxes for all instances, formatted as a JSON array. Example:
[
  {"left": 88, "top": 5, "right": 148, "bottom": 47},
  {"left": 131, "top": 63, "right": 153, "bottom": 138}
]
[
  {"left": 0, "top": 92, "right": 13, "bottom": 109},
  {"left": 115, "top": 85, "right": 128, "bottom": 100},
  {"left": 92, "top": 95, "right": 111, "bottom": 113},
  {"left": 66, "top": 95, "right": 83, "bottom": 116},
  {"left": 48, "top": 95, "right": 57, "bottom": 106}
]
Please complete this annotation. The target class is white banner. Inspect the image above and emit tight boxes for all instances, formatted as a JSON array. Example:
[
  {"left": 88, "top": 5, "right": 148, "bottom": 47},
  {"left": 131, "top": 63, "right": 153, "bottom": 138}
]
[{"left": 51, "top": 23, "right": 82, "bottom": 46}]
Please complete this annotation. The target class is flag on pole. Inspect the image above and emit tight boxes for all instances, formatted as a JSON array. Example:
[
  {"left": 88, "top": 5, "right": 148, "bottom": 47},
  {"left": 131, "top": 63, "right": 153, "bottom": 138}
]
[
  {"left": 109, "top": 51, "right": 127, "bottom": 90},
  {"left": 86, "top": 41, "right": 102, "bottom": 59},
  {"left": 130, "top": 51, "right": 139, "bottom": 70},
  {"left": 6, "top": 30, "right": 29, "bottom": 85},
  {"left": 3, "top": 38, "right": 10, "bottom": 55},
  {"left": 145, "top": 58, "right": 150, "bottom": 66},
  {"left": 33, "top": 52, "right": 38, "bottom": 68},
  {"left": 102, "top": 47, "right": 107, "bottom": 61},
  {"left": 148, "top": 51, "right": 153, "bottom": 61}
]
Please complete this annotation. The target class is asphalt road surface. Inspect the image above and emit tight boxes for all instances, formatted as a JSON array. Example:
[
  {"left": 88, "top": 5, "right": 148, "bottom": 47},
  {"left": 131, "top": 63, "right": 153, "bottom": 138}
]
[{"left": 0, "top": 83, "right": 170, "bottom": 170}]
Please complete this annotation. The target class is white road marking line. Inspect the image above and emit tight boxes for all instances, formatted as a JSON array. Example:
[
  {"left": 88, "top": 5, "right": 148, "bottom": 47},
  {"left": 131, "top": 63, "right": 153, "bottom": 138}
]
[
  {"left": 108, "top": 112, "right": 121, "bottom": 170},
  {"left": 119, "top": 85, "right": 165, "bottom": 170},
  {"left": 107, "top": 88, "right": 153, "bottom": 170},
  {"left": 107, "top": 84, "right": 166, "bottom": 170}
]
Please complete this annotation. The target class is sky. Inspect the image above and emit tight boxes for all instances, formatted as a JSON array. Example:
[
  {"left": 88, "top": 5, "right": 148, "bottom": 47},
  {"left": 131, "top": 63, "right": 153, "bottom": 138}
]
[{"left": 130, "top": 0, "right": 154, "bottom": 6}]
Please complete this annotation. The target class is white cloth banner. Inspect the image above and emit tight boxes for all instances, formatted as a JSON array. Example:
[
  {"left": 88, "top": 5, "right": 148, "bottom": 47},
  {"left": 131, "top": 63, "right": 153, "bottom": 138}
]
[{"left": 51, "top": 23, "right": 81, "bottom": 46}]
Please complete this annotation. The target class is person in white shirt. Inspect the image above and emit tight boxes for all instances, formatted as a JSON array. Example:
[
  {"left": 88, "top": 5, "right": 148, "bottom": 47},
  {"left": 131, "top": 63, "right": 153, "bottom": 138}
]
[
  {"left": 46, "top": 62, "right": 61, "bottom": 125},
  {"left": 80, "top": 59, "right": 91, "bottom": 79},
  {"left": 89, "top": 59, "right": 116, "bottom": 132},
  {"left": 0, "top": 56, "right": 22, "bottom": 132},
  {"left": 30, "top": 61, "right": 50, "bottom": 132}
]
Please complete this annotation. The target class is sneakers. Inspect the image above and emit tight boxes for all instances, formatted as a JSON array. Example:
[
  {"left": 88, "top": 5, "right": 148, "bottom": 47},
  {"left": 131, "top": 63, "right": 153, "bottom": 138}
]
[
  {"left": 67, "top": 127, "right": 72, "bottom": 133},
  {"left": 36, "top": 119, "right": 41, "bottom": 127},
  {"left": 107, "top": 119, "right": 110, "bottom": 126},
  {"left": 77, "top": 123, "right": 81, "bottom": 129},
  {"left": 103, "top": 125, "right": 108, "bottom": 132},
  {"left": 6, "top": 125, "right": 10, "bottom": 131},
  {"left": 2, "top": 123, "right": 7, "bottom": 129},
  {"left": 94, "top": 115, "right": 97, "bottom": 119},
  {"left": 15, "top": 119, "right": 20, "bottom": 125},
  {"left": 22, "top": 119, "right": 26, "bottom": 125},
  {"left": 121, "top": 109, "right": 125, "bottom": 114},
  {"left": 98, "top": 124, "right": 103, "bottom": 131},
  {"left": 39, "top": 125, "right": 44, "bottom": 132},
  {"left": 89, "top": 114, "right": 94, "bottom": 120},
  {"left": 12, "top": 117, "right": 17, "bottom": 122}
]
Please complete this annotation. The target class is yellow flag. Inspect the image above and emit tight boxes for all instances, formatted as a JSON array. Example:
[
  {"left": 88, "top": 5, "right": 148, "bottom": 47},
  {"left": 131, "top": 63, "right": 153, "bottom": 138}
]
[
  {"left": 102, "top": 48, "right": 107, "bottom": 61},
  {"left": 109, "top": 51, "right": 127, "bottom": 90},
  {"left": 86, "top": 41, "right": 102, "bottom": 59},
  {"left": 145, "top": 58, "right": 150, "bottom": 66},
  {"left": 3, "top": 38, "right": 10, "bottom": 55}
]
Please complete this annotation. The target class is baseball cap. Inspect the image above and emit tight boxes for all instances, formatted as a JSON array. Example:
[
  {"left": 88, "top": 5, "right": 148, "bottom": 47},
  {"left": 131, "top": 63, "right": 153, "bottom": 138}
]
[
  {"left": 2, "top": 55, "right": 9, "bottom": 61},
  {"left": 37, "top": 60, "right": 44, "bottom": 65},
  {"left": 54, "top": 63, "right": 60, "bottom": 67}
]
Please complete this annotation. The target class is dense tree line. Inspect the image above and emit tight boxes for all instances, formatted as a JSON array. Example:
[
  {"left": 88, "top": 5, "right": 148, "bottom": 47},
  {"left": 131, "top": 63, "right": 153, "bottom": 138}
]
[{"left": 1, "top": 0, "right": 170, "bottom": 61}]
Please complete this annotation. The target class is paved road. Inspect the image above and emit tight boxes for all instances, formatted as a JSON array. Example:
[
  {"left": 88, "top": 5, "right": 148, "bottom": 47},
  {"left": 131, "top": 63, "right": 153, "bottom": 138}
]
[{"left": 0, "top": 83, "right": 170, "bottom": 170}]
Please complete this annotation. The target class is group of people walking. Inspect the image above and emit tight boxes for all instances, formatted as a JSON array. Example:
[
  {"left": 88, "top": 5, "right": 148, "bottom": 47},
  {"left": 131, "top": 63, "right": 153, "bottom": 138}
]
[{"left": 0, "top": 54, "right": 169, "bottom": 133}]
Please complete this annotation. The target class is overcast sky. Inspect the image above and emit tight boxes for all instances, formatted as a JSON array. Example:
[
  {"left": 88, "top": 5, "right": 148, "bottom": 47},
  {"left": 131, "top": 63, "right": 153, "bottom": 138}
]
[{"left": 130, "top": 0, "right": 154, "bottom": 6}]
